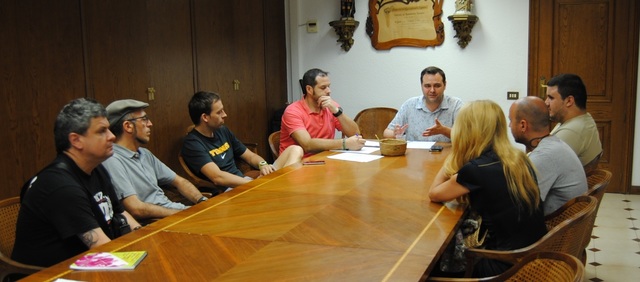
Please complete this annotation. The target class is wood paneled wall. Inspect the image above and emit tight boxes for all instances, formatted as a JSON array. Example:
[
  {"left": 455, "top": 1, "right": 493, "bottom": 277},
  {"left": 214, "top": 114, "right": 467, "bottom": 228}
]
[{"left": 0, "top": 0, "right": 286, "bottom": 199}]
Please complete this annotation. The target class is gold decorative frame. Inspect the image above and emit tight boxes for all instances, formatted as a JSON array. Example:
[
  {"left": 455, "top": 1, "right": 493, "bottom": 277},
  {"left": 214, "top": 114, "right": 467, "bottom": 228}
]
[{"left": 366, "top": 0, "right": 444, "bottom": 50}]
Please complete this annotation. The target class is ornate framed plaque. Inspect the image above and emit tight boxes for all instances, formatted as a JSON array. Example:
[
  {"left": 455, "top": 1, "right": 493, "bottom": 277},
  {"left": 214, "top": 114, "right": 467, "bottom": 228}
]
[{"left": 366, "top": 0, "right": 444, "bottom": 50}]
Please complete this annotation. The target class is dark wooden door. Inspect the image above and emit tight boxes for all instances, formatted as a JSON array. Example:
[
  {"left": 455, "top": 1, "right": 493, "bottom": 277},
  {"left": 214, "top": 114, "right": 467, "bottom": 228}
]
[
  {"left": 192, "top": 0, "right": 269, "bottom": 155},
  {"left": 0, "top": 0, "right": 85, "bottom": 199},
  {"left": 529, "top": 0, "right": 639, "bottom": 193},
  {"left": 144, "top": 0, "right": 195, "bottom": 171},
  {"left": 83, "top": 0, "right": 194, "bottom": 171}
]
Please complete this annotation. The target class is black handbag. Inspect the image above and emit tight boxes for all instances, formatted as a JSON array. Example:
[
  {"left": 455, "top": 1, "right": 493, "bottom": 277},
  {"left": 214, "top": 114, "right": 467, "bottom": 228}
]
[{"left": 111, "top": 213, "right": 131, "bottom": 237}]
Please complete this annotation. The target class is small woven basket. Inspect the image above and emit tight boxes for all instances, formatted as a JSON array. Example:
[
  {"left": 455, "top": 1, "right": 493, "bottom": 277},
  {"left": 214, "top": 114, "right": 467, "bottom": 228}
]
[{"left": 380, "top": 139, "right": 407, "bottom": 156}]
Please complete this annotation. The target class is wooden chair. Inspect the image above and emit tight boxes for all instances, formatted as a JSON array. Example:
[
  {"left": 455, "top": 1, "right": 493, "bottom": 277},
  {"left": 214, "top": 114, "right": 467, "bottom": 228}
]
[
  {"left": 577, "top": 168, "right": 612, "bottom": 263},
  {"left": 352, "top": 107, "right": 397, "bottom": 139},
  {"left": 544, "top": 193, "right": 602, "bottom": 265},
  {"left": 583, "top": 151, "right": 603, "bottom": 176},
  {"left": 0, "top": 197, "right": 44, "bottom": 281},
  {"left": 462, "top": 195, "right": 596, "bottom": 277},
  {"left": 178, "top": 154, "right": 218, "bottom": 190},
  {"left": 427, "top": 251, "right": 584, "bottom": 282},
  {"left": 234, "top": 142, "right": 261, "bottom": 179},
  {"left": 543, "top": 170, "right": 611, "bottom": 264},
  {"left": 585, "top": 168, "right": 611, "bottom": 213},
  {"left": 268, "top": 130, "right": 281, "bottom": 160}
]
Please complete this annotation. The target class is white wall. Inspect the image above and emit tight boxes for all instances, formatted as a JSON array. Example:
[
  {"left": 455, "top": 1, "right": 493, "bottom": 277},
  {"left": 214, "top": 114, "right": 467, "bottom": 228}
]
[{"left": 287, "top": 0, "right": 639, "bottom": 186}]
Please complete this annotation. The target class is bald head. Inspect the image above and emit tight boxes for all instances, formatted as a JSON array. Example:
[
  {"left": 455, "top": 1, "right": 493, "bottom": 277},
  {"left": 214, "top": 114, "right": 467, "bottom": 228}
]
[{"left": 513, "top": 96, "right": 550, "bottom": 132}]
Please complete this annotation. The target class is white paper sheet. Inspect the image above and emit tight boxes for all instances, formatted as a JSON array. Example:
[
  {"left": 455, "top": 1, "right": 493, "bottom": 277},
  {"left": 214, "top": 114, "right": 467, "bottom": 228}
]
[
  {"left": 327, "top": 153, "right": 384, "bottom": 162},
  {"left": 364, "top": 140, "right": 380, "bottom": 147},
  {"left": 406, "top": 141, "right": 436, "bottom": 149},
  {"left": 330, "top": 146, "right": 380, "bottom": 154}
]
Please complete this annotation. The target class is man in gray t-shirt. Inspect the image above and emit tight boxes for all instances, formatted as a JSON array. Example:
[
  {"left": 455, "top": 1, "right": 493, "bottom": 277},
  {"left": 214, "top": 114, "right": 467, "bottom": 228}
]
[
  {"left": 509, "top": 97, "right": 587, "bottom": 215},
  {"left": 384, "top": 66, "right": 463, "bottom": 142},
  {"left": 102, "top": 99, "right": 209, "bottom": 222}
]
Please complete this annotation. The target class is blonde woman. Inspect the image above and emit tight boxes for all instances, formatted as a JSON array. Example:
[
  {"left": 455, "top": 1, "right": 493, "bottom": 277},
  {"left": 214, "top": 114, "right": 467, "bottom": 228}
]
[{"left": 429, "top": 100, "right": 547, "bottom": 277}]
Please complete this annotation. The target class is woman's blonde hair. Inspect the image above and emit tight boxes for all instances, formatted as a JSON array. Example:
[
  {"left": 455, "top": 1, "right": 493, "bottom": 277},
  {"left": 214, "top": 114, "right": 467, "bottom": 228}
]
[{"left": 444, "top": 100, "right": 540, "bottom": 214}]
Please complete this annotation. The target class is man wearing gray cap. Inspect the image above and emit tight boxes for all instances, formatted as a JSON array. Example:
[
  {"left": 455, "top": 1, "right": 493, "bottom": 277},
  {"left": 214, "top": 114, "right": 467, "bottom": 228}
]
[{"left": 102, "top": 99, "right": 208, "bottom": 222}]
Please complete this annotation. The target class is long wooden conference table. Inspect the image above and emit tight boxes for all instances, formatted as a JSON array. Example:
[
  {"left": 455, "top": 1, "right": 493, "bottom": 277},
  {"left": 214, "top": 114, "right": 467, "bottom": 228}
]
[{"left": 24, "top": 145, "right": 465, "bottom": 281}]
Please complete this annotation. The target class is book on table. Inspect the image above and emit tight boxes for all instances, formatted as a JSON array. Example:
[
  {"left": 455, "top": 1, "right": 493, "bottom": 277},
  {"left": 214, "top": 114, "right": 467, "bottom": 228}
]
[{"left": 70, "top": 251, "right": 147, "bottom": 270}]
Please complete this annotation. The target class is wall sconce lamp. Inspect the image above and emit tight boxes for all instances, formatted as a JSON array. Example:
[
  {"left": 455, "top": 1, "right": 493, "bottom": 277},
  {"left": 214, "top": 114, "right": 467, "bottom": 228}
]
[
  {"left": 329, "top": 0, "right": 359, "bottom": 52},
  {"left": 448, "top": 0, "right": 478, "bottom": 48}
]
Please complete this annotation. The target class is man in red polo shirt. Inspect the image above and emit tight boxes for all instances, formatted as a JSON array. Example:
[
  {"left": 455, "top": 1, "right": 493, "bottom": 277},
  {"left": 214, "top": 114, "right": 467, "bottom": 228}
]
[{"left": 280, "top": 68, "right": 365, "bottom": 157}]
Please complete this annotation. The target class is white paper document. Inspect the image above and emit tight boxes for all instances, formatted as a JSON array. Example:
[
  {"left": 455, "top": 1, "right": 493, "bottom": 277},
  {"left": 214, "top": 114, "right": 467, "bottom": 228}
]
[
  {"left": 364, "top": 140, "right": 380, "bottom": 147},
  {"left": 327, "top": 153, "right": 384, "bottom": 162},
  {"left": 406, "top": 141, "right": 436, "bottom": 149},
  {"left": 330, "top": 146, "right": 380, "bottom": 154}
]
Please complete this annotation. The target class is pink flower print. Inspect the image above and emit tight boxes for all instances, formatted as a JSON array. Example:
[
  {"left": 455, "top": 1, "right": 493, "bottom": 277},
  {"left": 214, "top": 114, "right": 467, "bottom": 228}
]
[{"left": 75, "top": 253, "right": 126, "bottom": 268}]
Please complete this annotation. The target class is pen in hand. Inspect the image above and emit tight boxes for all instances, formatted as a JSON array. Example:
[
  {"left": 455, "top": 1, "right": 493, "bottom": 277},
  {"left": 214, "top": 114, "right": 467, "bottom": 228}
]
[{"left": 348, "top": 134, "right": 366, "bottom": 150}]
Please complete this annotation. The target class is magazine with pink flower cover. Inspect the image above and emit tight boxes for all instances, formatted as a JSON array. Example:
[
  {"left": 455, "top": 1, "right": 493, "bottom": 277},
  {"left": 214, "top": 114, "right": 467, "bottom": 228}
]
[{"left": 70, "top": 251, "right": 147, "bottom": 270}]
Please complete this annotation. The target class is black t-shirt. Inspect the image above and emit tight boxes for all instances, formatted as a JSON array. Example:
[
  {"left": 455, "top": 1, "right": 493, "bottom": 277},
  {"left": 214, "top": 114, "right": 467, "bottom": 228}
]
[
  {"left": 457, "top": 149, "right": 547, "bottom": 277},
  {"left": 12, "top": 154, "right": 124, "bottom": 267},
  {"left": 181, "top": 126, "right": 248, "bottom": 179}
]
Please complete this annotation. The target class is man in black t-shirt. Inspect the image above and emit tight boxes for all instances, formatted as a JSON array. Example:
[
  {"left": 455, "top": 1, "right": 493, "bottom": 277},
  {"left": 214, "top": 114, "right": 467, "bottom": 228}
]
[
  {"left": 12, "top": 98, "right": 142, "bottom": 267},
  {"left": 181, "top": 91, "right": 302, "bottom": 190}
]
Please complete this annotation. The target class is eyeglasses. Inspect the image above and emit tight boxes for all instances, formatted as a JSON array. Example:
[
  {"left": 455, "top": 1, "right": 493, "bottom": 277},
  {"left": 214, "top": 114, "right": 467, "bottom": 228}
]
[{"left": 126, "top": 115, "right": 150, "bottom": 123}]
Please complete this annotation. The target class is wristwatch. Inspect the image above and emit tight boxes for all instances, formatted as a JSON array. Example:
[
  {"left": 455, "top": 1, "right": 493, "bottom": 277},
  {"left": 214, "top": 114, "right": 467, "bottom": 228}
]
[
  {"left": 333, "top": 107, "right": 343, "bottom": 117},
  {"left": 259, "top": 161, "right": 268, "bottom": 168}
]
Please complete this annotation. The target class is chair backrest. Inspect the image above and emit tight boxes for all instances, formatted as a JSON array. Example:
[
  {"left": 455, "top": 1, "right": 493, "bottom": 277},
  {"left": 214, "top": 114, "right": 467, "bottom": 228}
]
[
  {"left": 268, "top": 131, "right": 281, "bottom": 160},
  {"left": 0, "top": 197, "right": 19, "bottom": 258},
  {"left": 541, "top": 196, "right": 598, "bottom": 259},
  {"left": 463, "top": 196, "right": 596, "bottom": 278},
  {"left": 428, "top": 251, "right": 584, "bottom": 281},
  {"left": 579, "top": 168, "right": 612, "bottom": 260},
  {"left": 583, "top": 151, "right": 603, "bottom": 176},
  {"left": 585, "top": 168, "right": 611, "bottom": 211},
  {"left": 234, "top": 142, "right": 261, "bottom": 179},
  {"left": 500, "top": 252, "right": 584, "bottom": 282},
  {"left": 353, "top": 107, "right": 397, "bottom": 139},
  {"left": 0, "top": 197, "right": 44, "bottom": 280},
  {"left": 178, "top": 154, "right": 217, "bottom": 189}
]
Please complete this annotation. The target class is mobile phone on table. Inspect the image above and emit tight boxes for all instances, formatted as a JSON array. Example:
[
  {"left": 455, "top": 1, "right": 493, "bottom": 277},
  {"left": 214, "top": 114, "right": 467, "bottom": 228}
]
[{"left": 430, "top": 145, "right": 443, "bottom": 152}]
